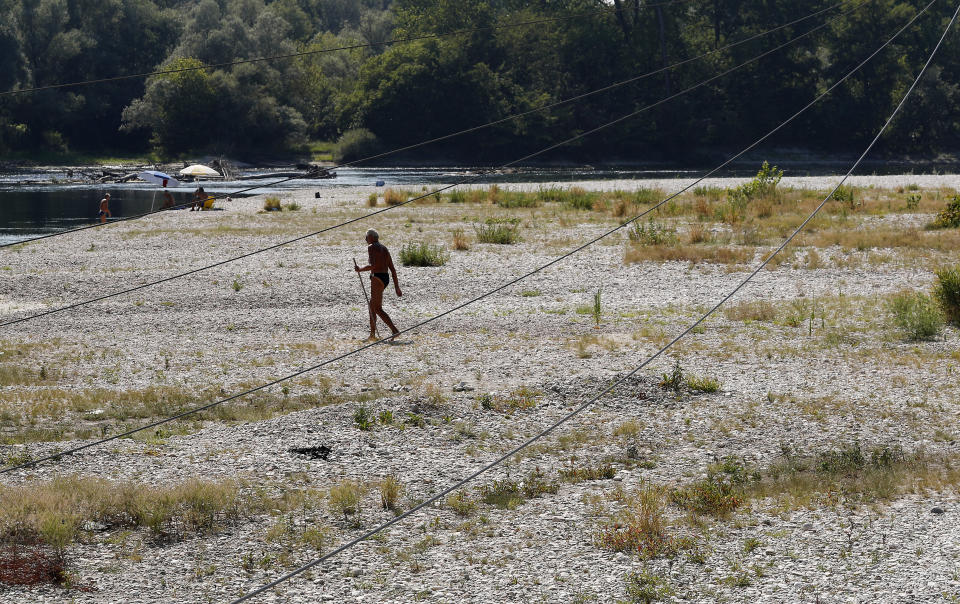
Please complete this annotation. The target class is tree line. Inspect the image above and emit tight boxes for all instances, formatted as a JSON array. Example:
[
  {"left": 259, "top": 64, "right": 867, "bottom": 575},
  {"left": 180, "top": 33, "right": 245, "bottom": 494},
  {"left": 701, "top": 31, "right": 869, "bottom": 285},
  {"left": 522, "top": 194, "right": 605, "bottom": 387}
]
[{"left": 1, "top": 0, "right": 958, "bottom": 162}]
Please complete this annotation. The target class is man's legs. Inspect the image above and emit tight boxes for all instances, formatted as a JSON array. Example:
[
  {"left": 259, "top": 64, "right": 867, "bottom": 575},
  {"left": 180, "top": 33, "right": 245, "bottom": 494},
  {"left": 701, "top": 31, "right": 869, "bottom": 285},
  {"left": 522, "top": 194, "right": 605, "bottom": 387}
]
[{"left": 370, "top": 276, "right": 400, "bottom": 339}]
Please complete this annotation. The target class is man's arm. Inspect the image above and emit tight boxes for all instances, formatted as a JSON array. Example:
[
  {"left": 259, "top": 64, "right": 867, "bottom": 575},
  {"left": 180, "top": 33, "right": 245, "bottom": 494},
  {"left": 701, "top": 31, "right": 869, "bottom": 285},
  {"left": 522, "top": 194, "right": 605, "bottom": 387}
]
[
  {"left": 355, "top": 246, "right": 374, "bottom": 272},
  {"left": 387, "top": 251, "right": 402, "bottom": 296}
]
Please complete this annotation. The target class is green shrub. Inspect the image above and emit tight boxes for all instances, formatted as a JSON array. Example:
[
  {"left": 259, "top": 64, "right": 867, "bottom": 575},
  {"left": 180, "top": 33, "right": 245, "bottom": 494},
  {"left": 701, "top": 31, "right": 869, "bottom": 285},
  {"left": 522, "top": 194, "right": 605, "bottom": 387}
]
[
  {"left": 831, "top": 186, "right": 856, "bottom": 207},
  {"left": 887, "top": 290, "right": 944, "bottom": 340},
  {"left": 354, "top": 406, "right": 374, "bottom": 431},
  {"left": 263, "top": 197, "right": 281, "bottom": 211},
  {"left": 686, "top": 375, "right": 720, "bottom": 393},
  {"left": 447, "top": 190, "right": 467, "bottom": 204},
  {"left": 399, "top": 242, "right": 448, "bottom": 267},
  {"left": 932, "top": 195, "right": 960, "bottom": 228},
  {"left": 475, "top": 218, "right": 520, "bottom": 244},
  {"left": 727, "top": 161, "right": 782, "bottom": 207},
  {"left": 624, "top": 569, "right": 673, "bottom": 603},
  {"left": 445, "top": 490, "right": 477, "bottom": 517},
  {"left": 628, "top": 219, "right": 677, "bottom": 245},
  {"left": 496, "top": 191, "right": 540, "bottom": 208},
  {"left": 659, "top": 360, "right": 683, "bottom": 392},
  {"left": 935, "top": 266, "right": 960, "bottom": 324},
  {"left": 566, "top": 187, "right": 598, "bottom": 210},
  {"left": 905, "top": 193, "right": 921, "bottom": 210},
  {"left": 334, "top": 128, "right": 380, "bottom": 162}
]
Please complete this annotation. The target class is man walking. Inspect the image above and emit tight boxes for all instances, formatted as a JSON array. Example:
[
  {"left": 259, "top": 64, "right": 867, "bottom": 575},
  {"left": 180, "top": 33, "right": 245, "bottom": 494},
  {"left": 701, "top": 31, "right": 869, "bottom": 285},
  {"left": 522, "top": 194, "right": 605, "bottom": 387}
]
[
  {"left": 98, "top": 193, "right": 112, "bottom": 224},
  {"left": 354, "top": 229, "right": 402, "bottom": 341}
]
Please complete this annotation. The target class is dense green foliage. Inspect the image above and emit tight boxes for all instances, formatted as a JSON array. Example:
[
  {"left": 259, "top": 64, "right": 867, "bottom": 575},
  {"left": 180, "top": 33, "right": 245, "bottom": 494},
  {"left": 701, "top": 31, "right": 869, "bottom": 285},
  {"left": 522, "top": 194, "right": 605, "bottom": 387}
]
[{"left": 2, "top": 0, "right": 959, "bottom": 159}]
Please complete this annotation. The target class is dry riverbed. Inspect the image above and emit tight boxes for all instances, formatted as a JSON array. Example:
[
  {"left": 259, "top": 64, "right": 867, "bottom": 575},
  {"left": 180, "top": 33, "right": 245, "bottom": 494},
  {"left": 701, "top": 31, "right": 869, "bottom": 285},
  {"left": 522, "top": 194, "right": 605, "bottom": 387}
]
[{"left": 0, "top": 175, "right": 958, "bottom": 603}]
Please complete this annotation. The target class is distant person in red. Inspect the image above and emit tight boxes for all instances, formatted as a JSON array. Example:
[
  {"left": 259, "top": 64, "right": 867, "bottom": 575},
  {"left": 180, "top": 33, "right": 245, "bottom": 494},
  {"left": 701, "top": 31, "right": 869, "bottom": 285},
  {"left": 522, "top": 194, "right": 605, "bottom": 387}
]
[
  {"left": 354, "top": 229, "right": 402, "bottom": 341},
  {"left": 98, "top": 193, "right": 111, "bottom": 223}
]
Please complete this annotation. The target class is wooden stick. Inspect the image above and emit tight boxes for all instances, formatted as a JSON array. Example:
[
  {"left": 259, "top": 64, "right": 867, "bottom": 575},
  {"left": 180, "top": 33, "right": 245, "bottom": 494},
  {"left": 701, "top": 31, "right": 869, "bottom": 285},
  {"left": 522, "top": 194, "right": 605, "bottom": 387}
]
[{"left": 354, "top": 258, "right": 379, "bottom": 339}]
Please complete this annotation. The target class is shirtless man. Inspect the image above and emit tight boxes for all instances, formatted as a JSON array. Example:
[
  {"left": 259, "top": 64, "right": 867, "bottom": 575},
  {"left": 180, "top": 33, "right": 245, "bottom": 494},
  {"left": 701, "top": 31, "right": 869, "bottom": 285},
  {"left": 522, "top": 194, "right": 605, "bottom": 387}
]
[
  {"left": 98, "top": 193, "right": 112, "bottom": 223},
  {"left": 354, "top": 229, "right": 402, "bottom": 341}
]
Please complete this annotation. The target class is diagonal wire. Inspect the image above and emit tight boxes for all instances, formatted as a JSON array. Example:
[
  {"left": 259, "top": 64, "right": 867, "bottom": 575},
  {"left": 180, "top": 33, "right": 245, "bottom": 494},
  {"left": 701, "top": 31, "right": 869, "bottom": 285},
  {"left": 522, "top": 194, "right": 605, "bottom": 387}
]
[
  {"left": 0, "top": 0, "right": 859, "bottom": 251},
  {"left": 0, "top": 0, "right": 694, "bottom": 97},
  {"left": 230, "top": 3, "right": 957, "bottom": 601},
  {"left": 0, "top": 1, "right": 866, "bottom": 329},
  {"left": 0, "top": 0, "right": 935, "bottom": 478}
]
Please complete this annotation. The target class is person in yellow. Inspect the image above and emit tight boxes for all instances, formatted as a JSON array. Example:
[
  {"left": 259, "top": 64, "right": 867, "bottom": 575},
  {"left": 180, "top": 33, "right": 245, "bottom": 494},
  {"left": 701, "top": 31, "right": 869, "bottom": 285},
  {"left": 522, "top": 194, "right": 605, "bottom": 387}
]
[{"left": 190, "top": 186, "right": 210, "bottom": 211}]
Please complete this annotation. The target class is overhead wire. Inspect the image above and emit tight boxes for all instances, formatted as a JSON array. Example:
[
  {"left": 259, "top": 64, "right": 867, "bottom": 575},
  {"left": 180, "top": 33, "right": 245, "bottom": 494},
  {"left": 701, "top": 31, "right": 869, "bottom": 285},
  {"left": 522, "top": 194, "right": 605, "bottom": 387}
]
[
  {"left": 0, "top": 0, "right": 859, "bottom": 251},
  {"left": 0, "top": 0, "right": 869, "bottom": 329},
  {"left": 0, "top": 0, "right": 935, "bottom": 477},
  {"left": 0, "top": 0, "right": 695, "bottom": 97},
  {"left": 231, "top": 2, "right": 957, "bottom": 601}
]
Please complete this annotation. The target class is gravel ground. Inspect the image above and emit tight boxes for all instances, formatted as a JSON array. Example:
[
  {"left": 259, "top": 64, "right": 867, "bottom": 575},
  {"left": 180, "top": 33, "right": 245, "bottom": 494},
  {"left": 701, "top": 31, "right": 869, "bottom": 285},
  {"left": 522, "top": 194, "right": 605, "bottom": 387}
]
[{"left": 0, "top": 176, "right": 958, "bottom": 603}]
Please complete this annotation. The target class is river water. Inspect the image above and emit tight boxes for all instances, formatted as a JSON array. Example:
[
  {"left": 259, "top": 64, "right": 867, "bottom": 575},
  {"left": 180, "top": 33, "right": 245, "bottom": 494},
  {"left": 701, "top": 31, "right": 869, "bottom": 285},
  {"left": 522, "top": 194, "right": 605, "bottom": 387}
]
[
  {"left": 0, "top": 166, "right": 706, "bottom": 244},
  {"left": 0, "top": 164, "right": 953, "bottom": 244}
]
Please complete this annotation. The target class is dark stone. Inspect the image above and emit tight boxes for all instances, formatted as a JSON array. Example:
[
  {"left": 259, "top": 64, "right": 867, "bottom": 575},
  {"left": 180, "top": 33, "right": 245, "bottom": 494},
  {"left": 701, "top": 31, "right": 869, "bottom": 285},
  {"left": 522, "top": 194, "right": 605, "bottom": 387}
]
[
  {"left": 931, "top": 507, "right": 945, "bottom": 515},
  {"left": 289, "top": 445, "right": 332, "bottom": 460}
]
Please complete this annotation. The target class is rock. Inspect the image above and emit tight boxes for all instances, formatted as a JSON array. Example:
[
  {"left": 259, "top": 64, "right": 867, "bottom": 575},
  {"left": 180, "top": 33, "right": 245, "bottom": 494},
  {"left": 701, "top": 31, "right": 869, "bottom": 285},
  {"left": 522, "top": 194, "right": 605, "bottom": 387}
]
[
  {"left": 931, "top": 507, "right": 945, "bottom": 514},
  {"left": 453, "top": 381, "right": 475, "bottom": 392}
]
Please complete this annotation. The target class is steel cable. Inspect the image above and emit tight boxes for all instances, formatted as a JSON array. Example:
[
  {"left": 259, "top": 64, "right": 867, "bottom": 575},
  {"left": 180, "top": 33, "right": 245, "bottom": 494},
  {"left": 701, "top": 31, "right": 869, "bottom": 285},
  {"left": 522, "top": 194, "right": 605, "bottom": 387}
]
[
  {"left": 0, "top": 1, "right": 868, "bottom": 329},
  {"left": 0, "top": 0, "right": 935, "bottom": 479},
  {"left": 231, "top": 3, "right": 956, "bottom": 601}
]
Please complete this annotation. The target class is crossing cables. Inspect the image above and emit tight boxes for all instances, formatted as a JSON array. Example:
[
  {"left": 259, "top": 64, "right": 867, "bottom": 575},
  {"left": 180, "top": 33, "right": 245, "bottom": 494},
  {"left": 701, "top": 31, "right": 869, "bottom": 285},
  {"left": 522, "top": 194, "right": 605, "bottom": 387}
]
[
  {"left": 230, "top": 2, "right": 959, "bottom": 601},
  {"left": 0, "top": 0, "right": 938, "bottom": 478},
  {"left": 0, "top": 0, "right": 870, "bottom": 329},
  {"left": 0, "top": 0, "right": 860, "bottom": 251}
]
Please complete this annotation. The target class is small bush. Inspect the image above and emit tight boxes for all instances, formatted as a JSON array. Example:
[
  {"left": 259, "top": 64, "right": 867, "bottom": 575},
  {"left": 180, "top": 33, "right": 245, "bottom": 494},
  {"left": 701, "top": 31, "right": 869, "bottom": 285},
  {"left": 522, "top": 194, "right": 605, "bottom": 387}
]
[
  {"left": 624, "top": 569, "right": 673, "bottom": 603},
  {"left": 452, "top": 228, "right": 470, "bottom": 251},
  {"left": 378, "top": 409, "right": 394, "bottom": 425},
  {"left": 566, "top": 186, "right": 598, "bottom": 210},
  {"left": 934, "top": 266, "right": 960, "bottom": 324},
  {"left": 496, "top": 191, "right": 540, "bottom": 208},
  {"left": 284, "top": 202, "right": 301, "bottom": 211},
  {"left": 831, "top": 186, "right": 856, "bottom": 207},
  {"left": 595, "top": 486, "right": 686, "bottom": 559},
  {"left": 384, "top": 188, "right": 406, "bottom": 206},
  {"left": 354, "top": 406, "right": 374, "bottom": 431},
  {"left": 478, "top": 468, "right": 558, "bottom": 509},
  {"left": 366, "top": 193, "right": 377, "bottom": 207},
  {"left": 446, "top": 491, "right": 477, "bottom": 517},
  {"left": 559, "top": 463, "right": 616, "bottom": 483},
  {"left": 887, "top": 290, "right": 944, "bottom": 340},
  {"left": 263, "top": 197, "right": 281, "bottom": 211},
  {"left": 448, "top": 190, "right": 467, "bottom": 204},
  {"left": 329, "top": 480, "right": 363, "bottom": 520},
  {"left": 379, "top": 475, "right": 403, "bottom": 512},
  {"left": 932, "top": 195, "right": 960, "bottom": 228},
  {"left": 686, "top": 375, "right": 720, "bottom": 393},
  {"left": 628, "top": 219, "right": 677, "bottom": 246},
  {"left": 334, "top": 128, "right": 380, "bottom": 162},
  {"left": 659, "top": 360, "right": 683, "bottom": 392},
  {"left": 670, "top": 477, "right": 742, "bottom": 519},
  {"left": 475, "top": 218, "right": 520, "bottom": 244},
  {"left": 399, "top": 242, "right": 448, "bottom": 267},
  {"left": 905, "top": 193, "right": 921, "bottom": 210}
]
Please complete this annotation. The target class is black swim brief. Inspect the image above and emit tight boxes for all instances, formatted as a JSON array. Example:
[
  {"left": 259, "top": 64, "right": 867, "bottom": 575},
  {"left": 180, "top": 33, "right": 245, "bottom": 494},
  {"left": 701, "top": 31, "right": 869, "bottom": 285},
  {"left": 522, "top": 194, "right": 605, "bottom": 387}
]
[{"left": 373, "top": 272, "right": 389, "bottom": 286}]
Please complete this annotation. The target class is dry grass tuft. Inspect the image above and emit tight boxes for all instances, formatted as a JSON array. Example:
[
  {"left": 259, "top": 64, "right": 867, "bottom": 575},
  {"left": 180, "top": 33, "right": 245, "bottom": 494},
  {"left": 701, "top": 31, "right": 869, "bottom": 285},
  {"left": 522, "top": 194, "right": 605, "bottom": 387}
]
[
  {"left": 383, "top": 189, "right": 406, "bottom": 206},
  {"left": 625, "top": 244, "right": 751, "bottom": 265}
]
